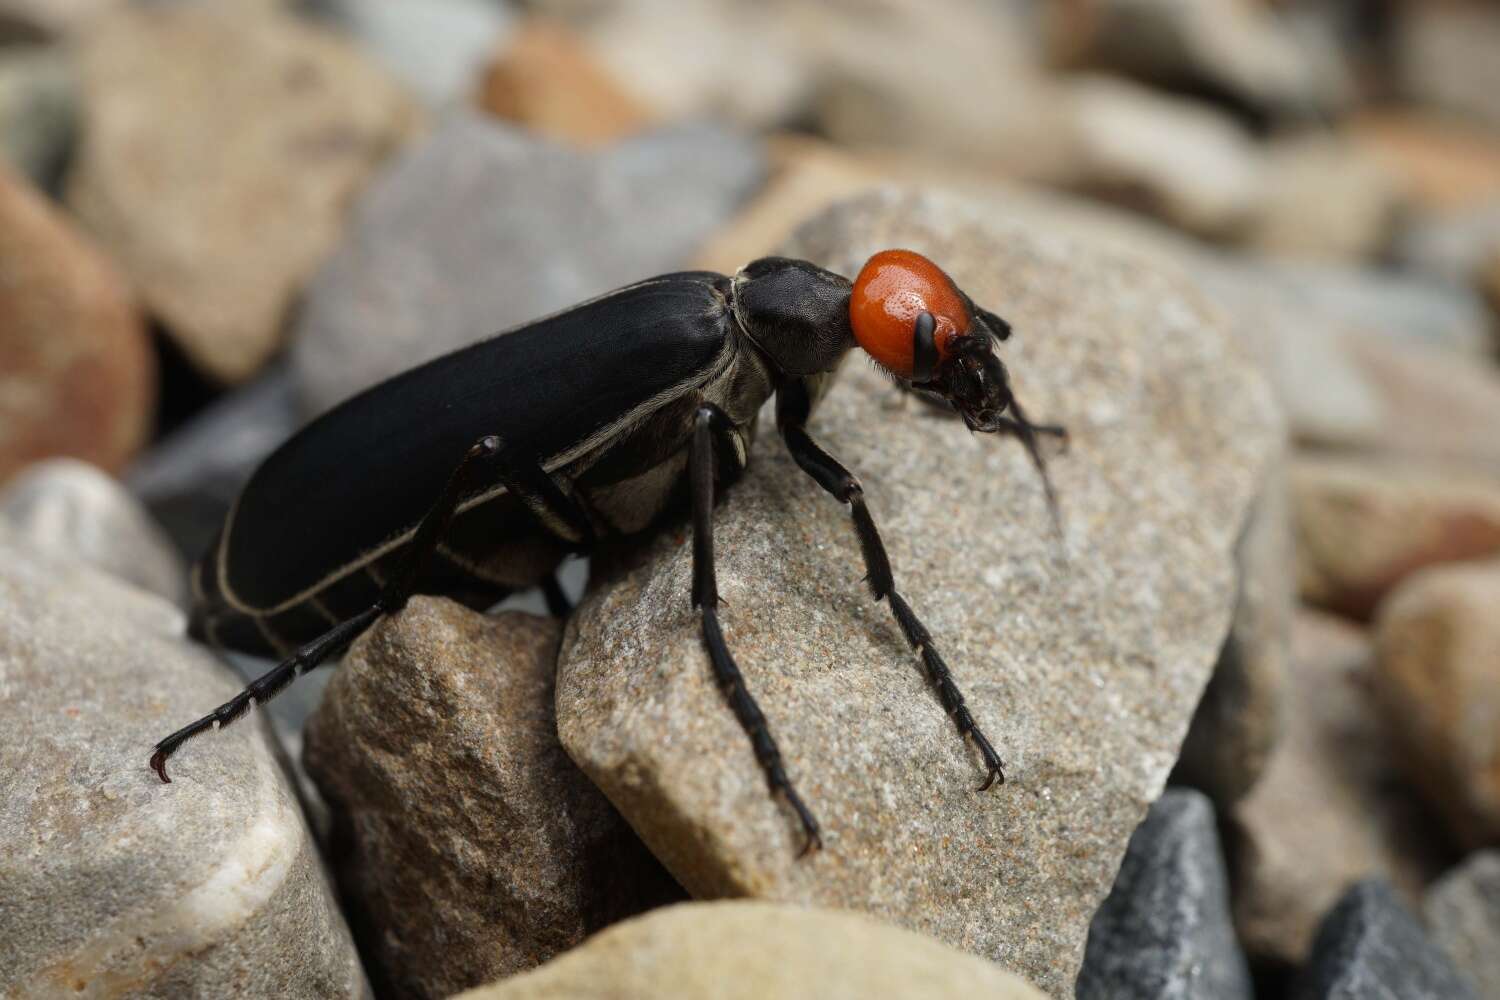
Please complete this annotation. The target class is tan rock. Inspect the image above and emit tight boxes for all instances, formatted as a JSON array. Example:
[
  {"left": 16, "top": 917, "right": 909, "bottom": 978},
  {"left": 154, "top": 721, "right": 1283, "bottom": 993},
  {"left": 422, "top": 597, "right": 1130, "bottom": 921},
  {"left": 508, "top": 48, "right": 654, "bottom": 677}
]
[
  {"left": 0, "top": 0, "right": 119, "bottom": 40},
  {"left": 1293, "top": 456, "right": 1500, "bottom": 621},
  {"left": 0, "top": 541, "right": 368, "bottom": 998},
  {"left": 455, "top": 901, "right": 1047, "bottom": 1000},
  {"left": 0, "top": 163, "right": 151, "bottom": 486},
  {"left": 304, "top": 599, "right": 680, "bottom": 1000},
  {"left": 67, "top": 6, "right": 422, "bottom": 383},
  {"left": 1375, "top": 560, "right": 1500, "bottom": 849},
  {"left": 1351, "top": 112, "right": 1500, "bottom": 212},
  {"left": 558, "top": 188, "right": 1281, "bottom": 996},
  {"left": 1230, "top": 610, "right": 1445, "bottom": 966},
  {"left": 478, "top": 18, "right": 650, "bottom": 146},
  {"left": 1400, "top": 5, "right": 1500, "bottom": 132},
  {"left": 1245, "top": 133, "right": 1400, "bottom": 261}
]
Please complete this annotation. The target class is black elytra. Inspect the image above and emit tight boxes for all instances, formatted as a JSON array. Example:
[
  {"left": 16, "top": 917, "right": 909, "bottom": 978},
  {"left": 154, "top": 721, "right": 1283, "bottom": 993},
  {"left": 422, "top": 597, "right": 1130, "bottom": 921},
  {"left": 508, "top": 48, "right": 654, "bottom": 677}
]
[{"left": 154, "top": 254, "right": 1065, "bottom": 855}]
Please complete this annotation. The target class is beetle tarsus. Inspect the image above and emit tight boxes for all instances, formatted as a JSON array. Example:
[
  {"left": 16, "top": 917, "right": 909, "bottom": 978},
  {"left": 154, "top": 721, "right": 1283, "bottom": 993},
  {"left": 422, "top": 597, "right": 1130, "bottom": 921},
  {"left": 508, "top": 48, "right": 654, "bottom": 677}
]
[{"left": 149, "top": 748, "right": 171, "bottom": 783}]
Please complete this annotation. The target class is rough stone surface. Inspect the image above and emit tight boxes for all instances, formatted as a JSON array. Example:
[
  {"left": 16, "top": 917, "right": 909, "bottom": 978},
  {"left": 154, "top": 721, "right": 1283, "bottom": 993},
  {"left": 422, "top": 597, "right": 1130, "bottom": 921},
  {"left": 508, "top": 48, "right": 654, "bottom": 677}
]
[
  {"left": 0, "top": 162, "right": 152, "bottom": 486},
  {"left": 304, "top": 599, "right": 681, "bottom": 1000},
  {"left": 308, "top": 0, "right": 512, "bottom": 108},
  {"left": 67, "top": 5, "right": 421, "bottom": 383},
  {"left": 1375, "top": 560, "right": 1500, "bottom": 850},
  {"left": 1048, "top": 0, "right": 1350, "bottom": 121},
  {"left": 455, "top": 901, "right": 1048, "bottom": 1000},
  {"left": 1057, "top": 75, "right": 1264, "bottom": 239},
  {"left": 0, "top": 457, "right": 184, "bottom": 605},
  {"left": 0, "top": 541, "right": 368, "bottom": 998},
  {"left": 125, "top": 366, "right": 300, "bottom": 561},
  {"left": 1296, "top": 880, "right": 1478, "bottom": 1000},
  {"left": 1173, "top": 458, "right": 1291, "bottom": 806},
  {"left": 1425, "top": 851, "right": 1500, "bottom": 1000},
  {"left": 478, "top": 17, "right": 651, "bottom": 147},
  {"left": 556, "top": 189, "right": 1280, "bottom": 997},
  {"left": 1077, "top": 789, "right": 1252, "bottom": 1000},
  {"left": 1293, "top": 457, "right": 1500, "bottom": 621},
  {"left": 0, "top": 47, "right": 76, "bottom": 189},
  {"left": 1231, "top": 610, "right": 1447, "bottom": 967},
  {"left": 291, "top": 114, "right": 765, "bottom": 412}
]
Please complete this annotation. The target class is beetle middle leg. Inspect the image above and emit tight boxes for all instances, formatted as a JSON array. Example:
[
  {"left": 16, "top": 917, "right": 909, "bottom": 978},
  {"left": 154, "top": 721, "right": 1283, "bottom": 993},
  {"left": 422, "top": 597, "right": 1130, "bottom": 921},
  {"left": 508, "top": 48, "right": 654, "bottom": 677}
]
[
  {"left": 690, "top": 403, "right": 823, "bottom": 855},
  {"left": 776, "top": 381, "right": 1008, "bottom": 790},
  {"left": 150, "top": 436, "right": 591, "bottom": 781}
]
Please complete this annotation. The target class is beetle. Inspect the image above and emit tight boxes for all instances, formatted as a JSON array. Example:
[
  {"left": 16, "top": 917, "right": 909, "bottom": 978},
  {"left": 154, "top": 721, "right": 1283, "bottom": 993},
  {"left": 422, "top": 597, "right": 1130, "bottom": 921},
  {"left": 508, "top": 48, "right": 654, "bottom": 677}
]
[{"left": 151, "top": 248, "right": 1064, "bottom": 854}]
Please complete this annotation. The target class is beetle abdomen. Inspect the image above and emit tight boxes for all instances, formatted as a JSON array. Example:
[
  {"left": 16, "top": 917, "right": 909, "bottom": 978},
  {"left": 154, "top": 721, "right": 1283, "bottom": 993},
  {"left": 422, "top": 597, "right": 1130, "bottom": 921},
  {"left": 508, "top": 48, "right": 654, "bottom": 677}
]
[{"left": 195, "top": 272, "right": 736, "bottom": 653}]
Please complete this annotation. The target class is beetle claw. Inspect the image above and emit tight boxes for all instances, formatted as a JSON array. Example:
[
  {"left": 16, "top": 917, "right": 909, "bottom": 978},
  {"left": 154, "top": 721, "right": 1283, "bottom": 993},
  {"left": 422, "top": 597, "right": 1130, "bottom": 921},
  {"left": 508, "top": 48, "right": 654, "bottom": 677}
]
[{"left": 150, "top": 749, "right": 172, "bottom": 784}]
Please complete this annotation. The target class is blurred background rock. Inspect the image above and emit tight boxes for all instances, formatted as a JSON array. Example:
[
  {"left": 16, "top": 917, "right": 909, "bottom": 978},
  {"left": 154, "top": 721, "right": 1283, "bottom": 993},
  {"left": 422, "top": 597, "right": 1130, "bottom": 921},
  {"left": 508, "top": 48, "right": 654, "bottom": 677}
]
[{"left": 2, "top": 1, "right": 1499, "bottom": 998}]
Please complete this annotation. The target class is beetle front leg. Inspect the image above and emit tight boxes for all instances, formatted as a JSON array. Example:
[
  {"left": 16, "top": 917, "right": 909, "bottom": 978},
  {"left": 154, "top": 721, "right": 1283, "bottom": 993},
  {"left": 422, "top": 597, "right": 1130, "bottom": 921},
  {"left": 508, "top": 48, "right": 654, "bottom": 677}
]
[
  {"left": 776, "top": 383, "right": 1007, "bottom": 790},
  {"left": 690, "top": 403, "right": 823, "bottom": 855}
]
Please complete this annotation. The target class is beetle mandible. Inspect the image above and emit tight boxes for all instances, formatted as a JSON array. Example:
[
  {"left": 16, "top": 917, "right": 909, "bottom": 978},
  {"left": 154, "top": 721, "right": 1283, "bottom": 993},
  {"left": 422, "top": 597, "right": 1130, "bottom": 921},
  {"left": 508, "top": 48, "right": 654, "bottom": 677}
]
[{"left": 151, "top": 249, "right": 1065, "bottom": 854}]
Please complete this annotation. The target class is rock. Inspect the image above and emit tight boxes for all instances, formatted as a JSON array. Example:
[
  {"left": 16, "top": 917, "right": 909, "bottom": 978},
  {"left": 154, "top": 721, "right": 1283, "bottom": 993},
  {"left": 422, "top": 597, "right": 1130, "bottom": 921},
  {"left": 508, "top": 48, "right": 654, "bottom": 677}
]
[
  {"left": 0, "top": 163, "right": 152, "bottom": 487},
  {"left": 1077, "top": 789, "right": 1253, "bottom": 1000},
  {"left": 0, "top": 0, "right": 118, "bottom": 42},
  {"left": 1293, "top": 457, "right": 1500, "bottom": 621},
  {"left": 1231, "top": 610, "right": 1449, "bottom": 967},
  {"left": 454, "top": 901, "right": 1048, "bottom": 1000},
  {"left": 308, "top": 0, "right": 512, "bottom": 108},
  {"left": 304, "top": 599, "right": 681, "bottom": 999},
  {"left": 1047, "top": 0, "right": 1351, "bottom": 122},
  {"left": 0, "top": 47, "right": 76, "bottom": 189},
  {"left": 66, "top": 5, "right": 421, "bottom": 383},
  {"left": 0, "top": 541, "right": 368, "bottom": 998},
  {"left": 0, "top": 457, "right": 184, "bottom": 605},
  {"left": 1375, "top": 560, "right": 1500, "bottom": 850},
  {"left": 1056, "top": 76, "right": 1264, "bottom": 239},
  {"left": 291, "top": 114, "right": 765, "bottom": 412},
  {"left": 1425, "top": 851, "right": 1500, "bottom": 1000},
  {"left": 126, "top": 366, "right": 301, "bottom": 561},
  {"left": 478, "top": 17, "right": 651, "bottom": 147},
  {"left": 1245, "top": 133, "right": 1399, "bottom": 261},
  {"left": 1295, "top": 880, "right": 1477, "bottom": 1000},
  {"left": 1400, "top": 5, "right": 1500, "bottom": 132},
  {"left": 556, "top": 188, "right": 1281, "bottom": 996},
  {"left": 1395, "top": 200, "right": 1500, "bottom": 299},
  {"left": 1352, "top": 113, "right": 1500, "bottom": 212},
  {"left": 1173, "top": 460, "right": 1291, "bottom": 806}
]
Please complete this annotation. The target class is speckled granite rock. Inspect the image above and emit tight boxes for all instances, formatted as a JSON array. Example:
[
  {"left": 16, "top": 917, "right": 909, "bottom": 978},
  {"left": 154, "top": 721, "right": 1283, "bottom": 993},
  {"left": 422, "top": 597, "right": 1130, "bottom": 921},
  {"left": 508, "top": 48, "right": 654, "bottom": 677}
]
[
  {"left": 1425, "top": 851, "right": 1500, "bottom": 999},
  {"left": 291, "top": 114, "right": 764, "bottom": 411},
  {"left": 1294, "top": 456, "right": 1500, "bottom": 621},
  {"left": 67, "top": 5, "right": 421, "bottom": 383},
  {"left": 0, "top": 542, "right": 367, "bottom": 998},
  {"left": 556, "top": 189, "right": 1281, "bottom": 996},
  {"left": 1375, "top": 560, "right": 1500, "bottom": 849},
  {"left": 1077, "top": 789, "right": 1252, "bottom": 1000},
  {"left": 1231, "top": 610, "right": 1445, "bottom": 967},
  {"left": 0, "top": 457, "right": 183, "bottom": 605},
  {"left": 1296, "top": 880, "right": 1477, "bottom": 1000},
  {"left": 455, "top": 901, "right": 1048, "bottom": 1000},
  {"left": 304, "top": 599, "right": 681, "bottom": 1000}
]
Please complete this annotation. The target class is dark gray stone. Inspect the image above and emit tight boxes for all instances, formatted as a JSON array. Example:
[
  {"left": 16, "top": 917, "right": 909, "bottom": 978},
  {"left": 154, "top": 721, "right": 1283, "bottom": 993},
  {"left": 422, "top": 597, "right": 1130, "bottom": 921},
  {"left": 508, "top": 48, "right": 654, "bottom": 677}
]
[
  {"left": 1297, "top": 880, "right": 1478, "bottom": 1000},
  {"left": 290, "top": 113, "right": 766, "bottom": 412},
  {"left": 1076, "top": 789, "right": 1252, "bottom": 1000},
  {"left": 1424, "top": 848, "right": 1500, "bottom": 996},
  {"left": 125, "top": 366, "right": 301, "bottom": 560}
]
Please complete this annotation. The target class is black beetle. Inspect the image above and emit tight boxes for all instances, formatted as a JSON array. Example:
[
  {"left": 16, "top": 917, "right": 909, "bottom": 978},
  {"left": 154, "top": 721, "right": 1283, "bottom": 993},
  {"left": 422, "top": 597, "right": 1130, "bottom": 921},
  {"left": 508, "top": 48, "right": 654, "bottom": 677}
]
[{"left": 152, "top": 248, "right": 1064, "bottom": 854}]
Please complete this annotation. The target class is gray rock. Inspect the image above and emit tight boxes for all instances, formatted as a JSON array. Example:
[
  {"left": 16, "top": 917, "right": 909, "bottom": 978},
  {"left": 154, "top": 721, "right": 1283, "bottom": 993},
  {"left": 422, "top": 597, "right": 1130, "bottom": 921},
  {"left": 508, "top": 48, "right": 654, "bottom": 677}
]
[
  {"left": 1393, "top": 199, "right": 1500, "bottom": 299},
  {"left": 304, "top": 599, "right": 682, "bottom": 1000},
  {"left": 307, "top": 0, "right": 513, "bottom": 108},
  {"left": 1173, "top": 457, "right": 1291, "bottom": 806},
  {"left": 456, "top": 901, "right": 1049, "bottom": 1000},
  {"left": 556, "top": 188, "right": 1281, "bottom": 996},
  {"left": 1425, "top": 852, "right": 1500, "bottom": 1000},
  {"left": 292, "top": 113, "right": 766, "bottom": 412},
  {"left": 0, "top": 541, "right": 368, "bottom": 998},
  {"left": 126, "top": 367, "right": 301, "bottom": 561},
  {"left": 1077, "top": 789, "right": 1252, "bottom": 1000},
  {"left": 0, "top": 457, "right": 185, "bottom": 605},
  {"left": 1400, "top": 6, "right": 1500, "bottom": 132},
  {"left": 1296, "top": 880, "right": 1478, "bottom": 1000},
  {"left": 0, "top": 47, "right": 76, "bottom": 189}
]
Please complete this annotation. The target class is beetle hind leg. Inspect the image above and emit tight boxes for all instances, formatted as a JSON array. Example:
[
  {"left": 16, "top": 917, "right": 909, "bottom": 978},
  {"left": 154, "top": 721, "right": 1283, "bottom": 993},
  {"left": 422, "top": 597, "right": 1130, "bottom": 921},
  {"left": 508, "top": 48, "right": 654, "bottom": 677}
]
[{"left": 690, "top": 404, "right": 822, "bottom": 856}]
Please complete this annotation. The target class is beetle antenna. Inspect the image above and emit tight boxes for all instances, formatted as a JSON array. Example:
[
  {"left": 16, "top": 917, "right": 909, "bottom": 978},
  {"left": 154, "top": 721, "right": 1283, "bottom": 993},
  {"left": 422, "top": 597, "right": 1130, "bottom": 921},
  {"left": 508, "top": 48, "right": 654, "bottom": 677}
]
[{"left": 1007, "top": 397, "right": 1065, "bottom": 542}]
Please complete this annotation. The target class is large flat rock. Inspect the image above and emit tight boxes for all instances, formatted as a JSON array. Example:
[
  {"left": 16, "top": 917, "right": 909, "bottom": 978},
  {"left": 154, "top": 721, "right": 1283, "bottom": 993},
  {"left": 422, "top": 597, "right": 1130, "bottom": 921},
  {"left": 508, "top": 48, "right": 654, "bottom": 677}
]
[
  {"left": 0, "top": 542, "right": 367, "bottom": 998},
  {"left": 556, "top": 189, "right": 1281, "bottom": 996}
]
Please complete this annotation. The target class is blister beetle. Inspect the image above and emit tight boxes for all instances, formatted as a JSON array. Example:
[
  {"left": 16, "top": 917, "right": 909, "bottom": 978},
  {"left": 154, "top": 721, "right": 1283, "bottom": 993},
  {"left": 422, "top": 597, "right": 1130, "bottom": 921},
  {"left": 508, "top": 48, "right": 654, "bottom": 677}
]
[{"left": 152, "top": 248, "right": 1064, "bottom": 854}]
